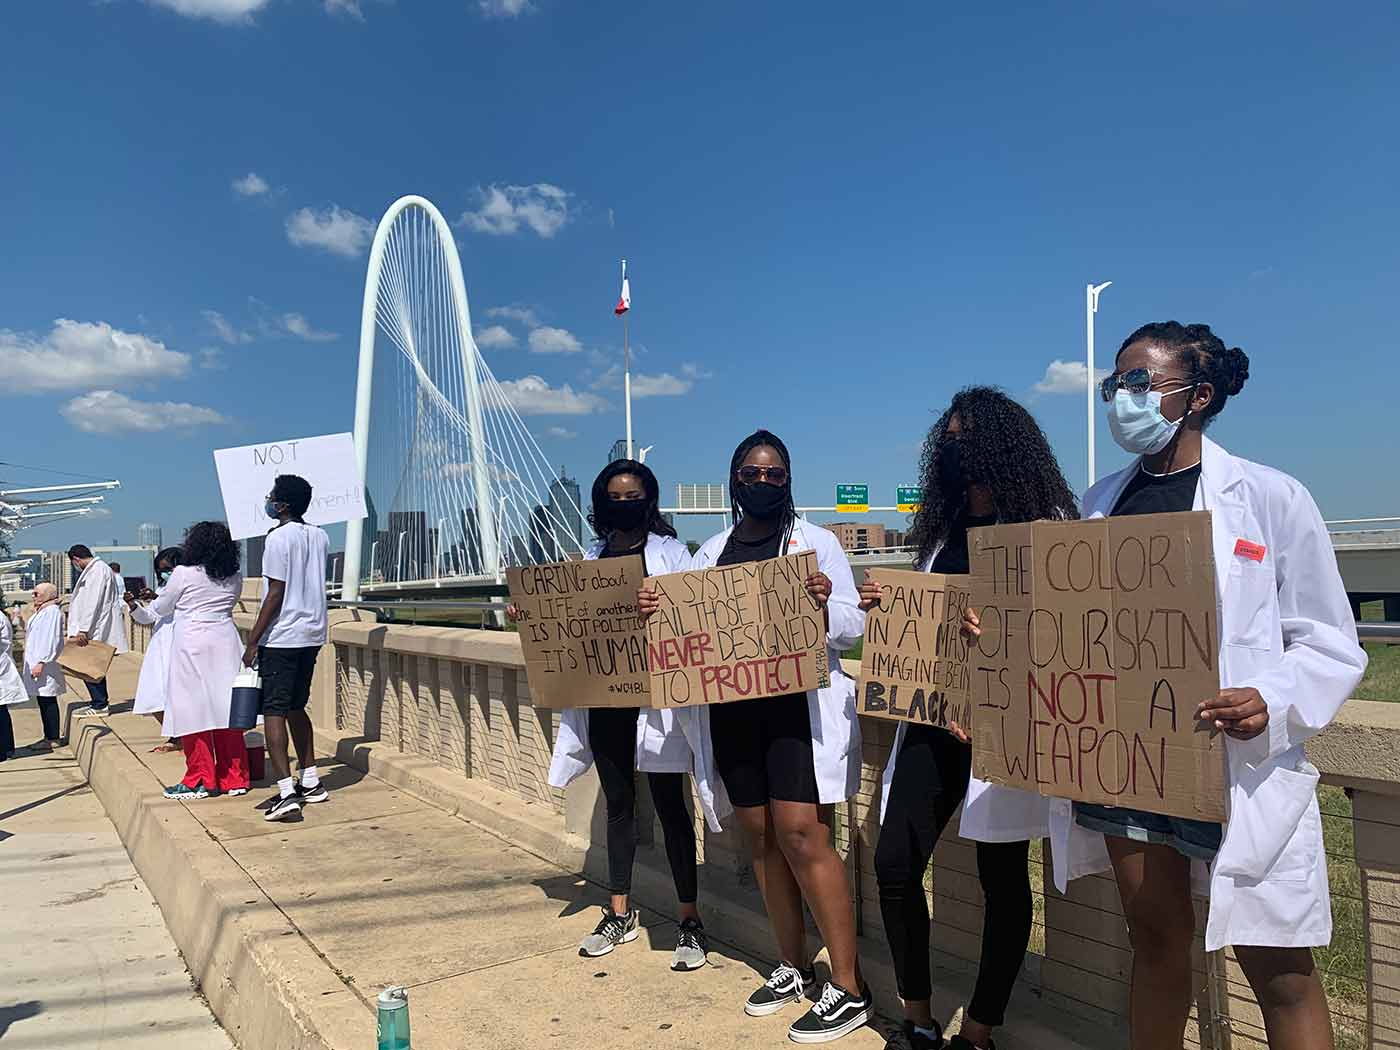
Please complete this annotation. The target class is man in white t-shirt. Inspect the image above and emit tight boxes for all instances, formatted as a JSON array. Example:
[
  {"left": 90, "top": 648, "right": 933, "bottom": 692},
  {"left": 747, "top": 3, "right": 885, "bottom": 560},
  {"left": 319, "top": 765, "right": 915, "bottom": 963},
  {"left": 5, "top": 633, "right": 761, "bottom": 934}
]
[{"left": 242, "top": 474, "right": 330, "bottom": 822}]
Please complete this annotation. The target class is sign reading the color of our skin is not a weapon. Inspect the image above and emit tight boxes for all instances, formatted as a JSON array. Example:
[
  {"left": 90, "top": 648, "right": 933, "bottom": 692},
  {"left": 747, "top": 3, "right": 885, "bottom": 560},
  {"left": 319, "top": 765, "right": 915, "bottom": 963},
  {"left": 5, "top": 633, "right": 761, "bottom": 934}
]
[
  {"left": 213, "top": 433, "right": 366, "bottom": 542},
  {"left": 857, "top": 568, "right": 973, "bottom": 732},
  {"left": 836, "top": 484, "right": 869, "bottom": 514},
  {"left": 967, "top": 511, "right": 1227, "bottom": 822},
  {"left": 506, "top": 555, "right": 650, "bottom": 709},
  {"left": 645, "top": 551, "right": 830, "bottom": 708}
]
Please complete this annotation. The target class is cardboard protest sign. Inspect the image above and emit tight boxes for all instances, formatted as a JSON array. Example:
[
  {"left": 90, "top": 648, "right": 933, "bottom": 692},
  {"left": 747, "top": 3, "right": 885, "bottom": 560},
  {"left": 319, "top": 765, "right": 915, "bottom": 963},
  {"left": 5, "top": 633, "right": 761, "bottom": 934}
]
[
  {"left": 506, "top": 555, "right": 649, "bottom": 709},
  {"left": 646, "top": 551, "right": 830, "bottom": 708},
  {"left": 58, "top": 639, "right": 117, "bottom": 684},
  {"left": 857, "top": 569, "right": 972, "bottom": 732},
  {"left": 214, "top": 433, "right": 366, "bottom": 541},
  {"left": 968, "top": 511, "right": 1226, "bottom": 822}
]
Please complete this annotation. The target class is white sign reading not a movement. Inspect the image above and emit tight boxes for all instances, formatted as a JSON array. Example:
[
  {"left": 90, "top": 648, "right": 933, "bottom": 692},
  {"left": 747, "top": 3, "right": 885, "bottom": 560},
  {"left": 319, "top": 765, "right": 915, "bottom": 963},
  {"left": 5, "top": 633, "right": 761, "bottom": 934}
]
[{"left": 213, "top": 432, "right": 366, "bottom": 541}]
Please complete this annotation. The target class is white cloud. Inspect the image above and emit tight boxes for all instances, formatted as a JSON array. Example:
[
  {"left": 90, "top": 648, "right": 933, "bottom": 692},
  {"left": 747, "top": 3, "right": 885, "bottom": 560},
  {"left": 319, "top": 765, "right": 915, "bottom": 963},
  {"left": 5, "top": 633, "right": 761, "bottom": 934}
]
[
  {"left": 61, "top": 391, "right": 227, "bottom": 434},
  {"left": 498, "top": 375, "right": 607, "bottom": 416},
  {"left": 487, "top": 304, "right": 540, "bottom": 327},
  {"left": 286, "top": 205, "right": 374, "bottom": 258},
  {"left": 474, "top": 325, "right": 517, "bottom": 350},
  {"left": 232, "top": 172, "right": 269, "bottom": 197},
  {"left": 203, "top": 308, "right": 252, "bottom": 345},
  {"left": 199, "top": 347, "right": 227, "bottom": 370},
  {"left": 0, "top": 319, "right": 190, "bottom": 393},
  {"left": 1034, "top": 359, "right": 1111, "bottom": 395},
  {"left": 478, "top": 0, "right": 533, "bottom": 18},
  {"left": 323, "top": 0, "right": 363, "bottom": 16},
  {"left": 528, "top": 325, "right": 583, "bottom": 354},
  {"left": 144, "top": 0, "right": 272, "bottom": 23},
  {"left": 545, "top": 426, "right": 578, "bottom": 440},
  {"left": 680, "top": 362, "right": 712, "bottom": 380},
  {"left": 630, "top": 372, "right": 694, "bottom": 398},
  {"left": 459, "top": 184, "right": 571, "bottom": 238},
  {"left": 282, "top": 312, "right": 338, "bottom": 342}
]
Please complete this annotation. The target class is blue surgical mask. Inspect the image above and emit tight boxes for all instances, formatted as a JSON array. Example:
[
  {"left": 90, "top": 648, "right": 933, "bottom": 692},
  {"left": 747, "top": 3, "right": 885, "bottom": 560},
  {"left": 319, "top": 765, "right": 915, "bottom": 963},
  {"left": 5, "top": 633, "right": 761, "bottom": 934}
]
[
  {"left": 1107, "top": 386, "right": 1194, "bottom": 455},
  {"left": 265, "top": 500, "right": 282, "bottom": 520}
]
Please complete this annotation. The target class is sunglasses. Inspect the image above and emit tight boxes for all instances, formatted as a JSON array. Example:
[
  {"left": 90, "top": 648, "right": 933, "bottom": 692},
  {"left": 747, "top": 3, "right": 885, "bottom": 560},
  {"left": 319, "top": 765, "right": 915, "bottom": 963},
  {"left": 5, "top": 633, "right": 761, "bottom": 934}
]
[
  {"left": 736, "top": 465, "right": 788, "bottom": 486},
  {"left": 1099, "top": 368, "right": 1196, "bottom": 402}
]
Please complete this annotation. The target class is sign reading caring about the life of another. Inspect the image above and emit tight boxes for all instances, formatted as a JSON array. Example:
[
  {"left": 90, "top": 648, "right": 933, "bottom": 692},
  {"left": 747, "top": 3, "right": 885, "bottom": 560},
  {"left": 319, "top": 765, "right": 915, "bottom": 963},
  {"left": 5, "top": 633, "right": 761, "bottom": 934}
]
[
  {"left": 857, "top": 569, "right": 972, "bottom": 732},
  {"left": 507, "top": 551, "right": 830, "bottom": 709},
  {"left": 213, "top": 432, "right": 367, "bottom": 542},
  {"left": 967, "top": 511, "right": 1227, "bottom": 822}
]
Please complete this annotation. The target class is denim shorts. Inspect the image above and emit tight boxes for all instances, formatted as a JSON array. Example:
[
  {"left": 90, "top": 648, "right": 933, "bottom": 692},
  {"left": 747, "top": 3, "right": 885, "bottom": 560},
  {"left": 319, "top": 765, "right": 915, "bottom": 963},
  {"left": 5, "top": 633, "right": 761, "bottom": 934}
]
[{"left": 1074, "top": 802, "right": 1224, "bottom": 862}]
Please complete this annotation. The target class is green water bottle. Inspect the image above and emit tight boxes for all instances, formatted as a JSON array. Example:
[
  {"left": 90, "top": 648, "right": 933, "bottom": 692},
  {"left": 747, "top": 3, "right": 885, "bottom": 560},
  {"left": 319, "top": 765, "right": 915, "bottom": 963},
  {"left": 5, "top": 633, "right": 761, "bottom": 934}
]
[{"left": 377, "top": 986, "right": 411, "bottom": 1050}]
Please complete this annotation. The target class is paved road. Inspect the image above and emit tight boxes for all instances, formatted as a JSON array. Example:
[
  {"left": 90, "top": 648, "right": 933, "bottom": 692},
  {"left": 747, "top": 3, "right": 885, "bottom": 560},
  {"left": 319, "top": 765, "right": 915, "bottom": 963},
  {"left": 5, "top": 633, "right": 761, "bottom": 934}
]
[{"left": 0, "top": 704, "right": 234, "bottom": 1050}]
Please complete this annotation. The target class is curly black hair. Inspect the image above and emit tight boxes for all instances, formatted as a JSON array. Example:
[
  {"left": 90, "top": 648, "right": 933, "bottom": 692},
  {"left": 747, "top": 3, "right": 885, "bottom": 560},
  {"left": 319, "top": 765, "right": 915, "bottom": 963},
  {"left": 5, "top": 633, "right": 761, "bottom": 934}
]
[
  {"left": 909, "top": 386, "right": 1079, "bottom": 569},
  {"left": 728, "top": 429, "right": 797, "bottom": 539},
  {"left": 182, "top": 521, "right": 241, "bottom": 582},
  {"left": 1117, "top": 322, "right": 1249, "bottom": 427},
  {"left": 586, "top": 459, "right": 677, "bottom": 541}
]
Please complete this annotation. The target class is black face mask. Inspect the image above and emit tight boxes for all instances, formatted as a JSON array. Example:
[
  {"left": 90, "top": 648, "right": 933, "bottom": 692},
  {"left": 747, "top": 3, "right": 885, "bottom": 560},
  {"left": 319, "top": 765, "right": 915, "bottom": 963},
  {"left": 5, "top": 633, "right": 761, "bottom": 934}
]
[
  {"left": 735, "top": 482, "right": 788, "bottom": 520},
  {"left": 937, "top": 439, "right": 967, "bottom": 504},
  {"left": 600, "top": 499, "right": 649, "bottom": 534}
]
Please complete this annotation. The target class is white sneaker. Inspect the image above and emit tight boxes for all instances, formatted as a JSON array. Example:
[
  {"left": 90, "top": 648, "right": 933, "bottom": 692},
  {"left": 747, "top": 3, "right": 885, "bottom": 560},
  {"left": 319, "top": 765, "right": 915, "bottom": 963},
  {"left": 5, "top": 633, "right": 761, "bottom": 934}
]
[{"left": 72, "top": 706, "right": 108, "bottom": 719}]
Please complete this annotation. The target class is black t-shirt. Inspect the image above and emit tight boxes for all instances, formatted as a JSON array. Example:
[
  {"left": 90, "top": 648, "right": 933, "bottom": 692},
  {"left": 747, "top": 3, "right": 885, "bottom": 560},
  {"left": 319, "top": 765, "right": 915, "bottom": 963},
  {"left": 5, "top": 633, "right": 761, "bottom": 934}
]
[
  {"left": 1111, "top": 464, "right": 1202, "bottom": 517},
  {"left": 599, "top": 537, "right": 646, "bottom": 579},
  {"left": 930, "top": 513, "right": 998, "bottom": 575}
]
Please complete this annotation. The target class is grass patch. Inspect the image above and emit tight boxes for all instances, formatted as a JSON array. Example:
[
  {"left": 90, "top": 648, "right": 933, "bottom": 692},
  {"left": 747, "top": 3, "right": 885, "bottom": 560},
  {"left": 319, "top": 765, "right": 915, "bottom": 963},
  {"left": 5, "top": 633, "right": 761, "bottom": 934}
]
[{"left": 1355, "top": 600, "right": 1399, "bottom": 703}]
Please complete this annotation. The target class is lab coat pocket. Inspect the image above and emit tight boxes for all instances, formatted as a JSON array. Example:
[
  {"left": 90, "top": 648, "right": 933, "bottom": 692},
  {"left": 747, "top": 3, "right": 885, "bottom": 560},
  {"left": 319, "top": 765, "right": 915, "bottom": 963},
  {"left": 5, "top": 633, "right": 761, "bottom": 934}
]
[
  {"left": 1215, "top": 758, "right": 1319, "bottom": 881},
  {"left": 1225, "top": 558, "right": 1279, "bottom": 652}
]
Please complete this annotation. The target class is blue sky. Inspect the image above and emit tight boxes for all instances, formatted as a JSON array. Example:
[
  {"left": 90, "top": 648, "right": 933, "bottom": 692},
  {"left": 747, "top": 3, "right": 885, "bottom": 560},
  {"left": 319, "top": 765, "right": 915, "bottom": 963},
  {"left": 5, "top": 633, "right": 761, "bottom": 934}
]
[{"left": 3, "top": 0, "right": 1397, "bottom": 555}]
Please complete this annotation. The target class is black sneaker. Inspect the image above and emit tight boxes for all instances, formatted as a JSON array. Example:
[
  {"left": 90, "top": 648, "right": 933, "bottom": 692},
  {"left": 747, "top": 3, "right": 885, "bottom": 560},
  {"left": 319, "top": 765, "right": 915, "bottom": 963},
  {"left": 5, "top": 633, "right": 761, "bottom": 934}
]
[
  {"left": 787, "top": 981, "right": 871, "bottom": 1043},
  {"left": 264, "top": 793, "right": 303, "bottom": 822},
  {"left": 578, "top": 907, "right": 640, "bottom": 957},
  {"left": 904, "top": 1019, "right": 945, "bottom": 1049},
  {"left": 947, "top": 1038, "right": 993, "bottom": 1050},
  {"left": 745, "top": 961, "right": 815, "bottom": 1017},
  {"left": 671, "top": 917, "right": 708, "bottom": 972},
  {"left": 296, "top": 781, "right": 329, "bottom": 803}
]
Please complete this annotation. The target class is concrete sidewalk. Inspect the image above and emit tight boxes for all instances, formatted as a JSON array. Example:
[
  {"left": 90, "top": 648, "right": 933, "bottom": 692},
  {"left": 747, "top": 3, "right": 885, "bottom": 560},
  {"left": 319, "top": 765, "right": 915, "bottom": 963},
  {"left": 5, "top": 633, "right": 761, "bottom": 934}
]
[
  {"left": 0, "top": 704, "right": 233, "bottom": 1050},
  {"left": 59, "top": 656, "right": 895, "bottom": 1050}
]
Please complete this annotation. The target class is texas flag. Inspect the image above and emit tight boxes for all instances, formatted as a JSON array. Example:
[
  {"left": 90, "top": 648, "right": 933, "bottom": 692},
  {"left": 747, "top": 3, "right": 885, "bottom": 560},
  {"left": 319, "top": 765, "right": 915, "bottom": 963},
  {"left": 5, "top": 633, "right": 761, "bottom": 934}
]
[{"left": 614, "top": 259, "right": 631, "bottom": 316}]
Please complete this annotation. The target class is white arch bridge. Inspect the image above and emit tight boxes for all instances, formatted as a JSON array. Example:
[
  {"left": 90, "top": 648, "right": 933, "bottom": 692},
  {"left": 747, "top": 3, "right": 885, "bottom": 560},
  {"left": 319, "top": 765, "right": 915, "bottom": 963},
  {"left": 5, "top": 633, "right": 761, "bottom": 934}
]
[{"left": 341, "top": 196, "right": 588, "bottom": 600}]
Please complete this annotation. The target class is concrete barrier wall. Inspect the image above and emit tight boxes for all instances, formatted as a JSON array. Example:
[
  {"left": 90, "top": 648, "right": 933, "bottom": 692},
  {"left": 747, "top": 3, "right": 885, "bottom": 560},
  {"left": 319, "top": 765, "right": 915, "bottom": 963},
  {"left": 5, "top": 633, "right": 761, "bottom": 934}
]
[{"left": 131, "top": 603, "right": 1394, "bottom": 1050}]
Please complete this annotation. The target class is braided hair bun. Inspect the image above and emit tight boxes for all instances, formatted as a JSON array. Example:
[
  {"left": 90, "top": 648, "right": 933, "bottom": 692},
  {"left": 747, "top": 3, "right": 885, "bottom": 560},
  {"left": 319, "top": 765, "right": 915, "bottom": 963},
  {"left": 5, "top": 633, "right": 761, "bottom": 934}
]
[{"left": 1222, "top": 347, "right": 1250, "bottom": 396}]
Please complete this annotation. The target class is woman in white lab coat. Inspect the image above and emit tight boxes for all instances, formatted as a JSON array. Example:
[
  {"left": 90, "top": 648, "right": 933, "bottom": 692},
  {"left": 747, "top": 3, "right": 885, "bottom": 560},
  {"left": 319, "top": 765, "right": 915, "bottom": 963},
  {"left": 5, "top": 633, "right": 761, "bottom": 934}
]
[
  {"left": 512, "top": 460, "right": 708, "bottom": 971},
  {"left": 126, "top": 546, "right": 184, "bottom": 751},
  {"left": 0, "top": 596, "right": 31, "bottom": 759},
  {"left": 864, "top": 388, "right": 1076, "bottom": 1050},
  {"left": 21, "top": 583, "right": 66, "bottom": 750},
  {"left": 649, "top": 429, "right": 870, "bottom": 1044},
  {"left": 1026, "top": 322, "right": 1366, "bottom": 1050}
]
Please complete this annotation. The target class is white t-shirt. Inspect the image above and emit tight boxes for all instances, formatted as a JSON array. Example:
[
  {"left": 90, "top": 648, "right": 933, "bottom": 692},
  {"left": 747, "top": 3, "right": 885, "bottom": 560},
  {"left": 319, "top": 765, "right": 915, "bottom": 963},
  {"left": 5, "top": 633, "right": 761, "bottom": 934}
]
[{"left": 260, "top": 521, "right": 330, "bottom": 649}]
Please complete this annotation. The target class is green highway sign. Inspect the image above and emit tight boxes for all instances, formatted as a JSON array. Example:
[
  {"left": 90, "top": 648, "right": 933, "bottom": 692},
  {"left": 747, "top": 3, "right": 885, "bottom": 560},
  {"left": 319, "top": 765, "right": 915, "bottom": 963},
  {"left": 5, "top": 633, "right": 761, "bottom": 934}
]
[
  {"left": 835, "top": 484, "right": 869, "bottom": 513},
  {"left": 896, "top": 486, "right": 923, "bottom": 513}
]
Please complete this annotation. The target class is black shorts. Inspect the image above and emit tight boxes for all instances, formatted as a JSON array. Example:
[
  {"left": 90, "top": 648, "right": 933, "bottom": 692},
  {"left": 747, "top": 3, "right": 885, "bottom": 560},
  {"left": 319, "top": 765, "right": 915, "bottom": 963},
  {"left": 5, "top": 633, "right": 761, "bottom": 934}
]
[
  {"left": 258, "top": 646, "right": 320, "bottom": 717},
  {"left": 710, "top": 692, "right": 819, "bottom": 808}
]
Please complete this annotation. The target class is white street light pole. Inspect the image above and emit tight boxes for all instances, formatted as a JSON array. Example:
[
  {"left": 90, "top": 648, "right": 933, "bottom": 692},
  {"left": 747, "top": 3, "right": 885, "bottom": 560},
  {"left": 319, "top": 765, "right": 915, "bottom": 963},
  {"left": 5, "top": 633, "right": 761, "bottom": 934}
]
[{"left": 1086, "top": 281, "right": 1112, "bottom": 487}]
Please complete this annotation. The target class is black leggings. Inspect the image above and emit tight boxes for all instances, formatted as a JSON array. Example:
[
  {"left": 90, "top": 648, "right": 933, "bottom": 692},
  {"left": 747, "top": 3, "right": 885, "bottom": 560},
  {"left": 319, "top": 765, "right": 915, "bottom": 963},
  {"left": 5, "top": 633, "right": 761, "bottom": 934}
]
[
  {"left": 38, "top": 698, "right": 61, "bottom": 742},
  {"left": 874, "top": 724, "right": 1033, "bottom": 1027},
  {"left": 588, "top": 707, "right": 698, "bottom": 904}
]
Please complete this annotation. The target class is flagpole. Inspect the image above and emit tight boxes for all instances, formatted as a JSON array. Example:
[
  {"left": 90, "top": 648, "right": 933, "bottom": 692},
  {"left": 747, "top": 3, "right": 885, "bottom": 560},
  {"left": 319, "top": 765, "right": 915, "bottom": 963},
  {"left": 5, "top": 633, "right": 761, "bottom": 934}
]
[{"left": 622, "top": 259, "right": 633, "bottom": 460}]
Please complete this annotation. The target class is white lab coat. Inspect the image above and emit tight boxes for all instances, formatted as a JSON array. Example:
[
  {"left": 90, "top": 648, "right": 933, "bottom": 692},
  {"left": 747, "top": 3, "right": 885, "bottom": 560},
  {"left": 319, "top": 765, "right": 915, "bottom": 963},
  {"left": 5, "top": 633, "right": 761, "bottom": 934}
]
[
  {"left": 0, "top": 615, "right": 28, "bottom": 707},
  {"left": 878, "top": 551, "right": 1051, "bottom": 841},
  {"left": 545, "top": 534, "right": 723, "bottom": 819},
  {"left": 22, "top": 604, "right": 66, "bottom": 698},
  {"left": 1051, "top": 436, "right": 1367, "bottom": 951},
  {"left": 130, "top": 588, "right": 174, "bottom": 717},
  {"left": 152, "top": 566, "right": 243, "bottom": 738},
  {"left": 66, "top": 558, "right": 129, "bottom": 654},
  {"left": 689, "top": 517, "right": 865, "bottom": 810}
]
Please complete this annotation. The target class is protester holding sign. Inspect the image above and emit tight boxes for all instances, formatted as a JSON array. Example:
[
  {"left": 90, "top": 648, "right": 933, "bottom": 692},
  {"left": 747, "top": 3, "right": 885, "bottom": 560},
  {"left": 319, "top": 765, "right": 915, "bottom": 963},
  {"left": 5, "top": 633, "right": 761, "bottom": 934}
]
[
  {"left": 511, "top": 460, "right": 709, "bottom": 971},
  {"left": 1015, "top": 322, "right": 1365, "bottom": 1050},
  {"left": 660, "top": 430, "right": 870, "bottom": 1044},
  {"left": 862, "top": 388, "right": 1078, "bottom": 1050}
]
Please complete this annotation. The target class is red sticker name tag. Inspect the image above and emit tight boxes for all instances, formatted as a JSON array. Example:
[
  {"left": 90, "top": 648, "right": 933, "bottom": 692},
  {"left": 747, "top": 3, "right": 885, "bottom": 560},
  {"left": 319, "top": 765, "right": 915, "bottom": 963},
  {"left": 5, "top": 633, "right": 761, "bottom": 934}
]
[{"left": 1234, "top": 538, "right": 1266, "bottom": 562}]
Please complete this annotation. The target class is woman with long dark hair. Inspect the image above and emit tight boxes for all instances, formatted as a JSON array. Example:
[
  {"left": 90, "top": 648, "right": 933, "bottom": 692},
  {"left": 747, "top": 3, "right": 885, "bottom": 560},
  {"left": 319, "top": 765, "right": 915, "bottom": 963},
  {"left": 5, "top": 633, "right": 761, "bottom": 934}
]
[
  {"left": 152, "top": 522, "right": 249, "bottom": 799},
  {"left": 654, "top": 429, "right": 869, "bottom": 1044},
  {"left": 516, "top": 460, "right": 711, "bottom": 971},
  {"left": 1036, "top": 323, "right": 1365, "bottom": 1050},
  {"left": 864, "top": 387, "right": 1077, "bottom": 1050}
]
